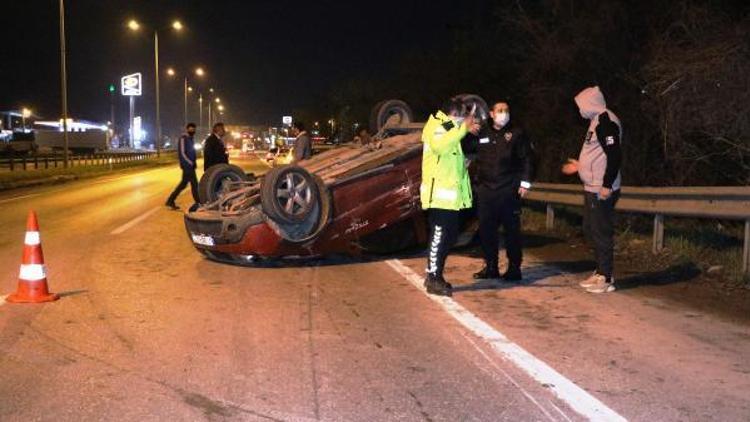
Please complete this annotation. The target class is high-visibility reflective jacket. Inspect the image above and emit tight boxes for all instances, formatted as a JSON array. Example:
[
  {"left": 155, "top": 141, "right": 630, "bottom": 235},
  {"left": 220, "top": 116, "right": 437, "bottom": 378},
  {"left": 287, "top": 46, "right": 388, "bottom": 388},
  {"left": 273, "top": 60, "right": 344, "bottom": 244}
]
[{"left": 420, "top": 110, "right": 473, "bottom": 210}]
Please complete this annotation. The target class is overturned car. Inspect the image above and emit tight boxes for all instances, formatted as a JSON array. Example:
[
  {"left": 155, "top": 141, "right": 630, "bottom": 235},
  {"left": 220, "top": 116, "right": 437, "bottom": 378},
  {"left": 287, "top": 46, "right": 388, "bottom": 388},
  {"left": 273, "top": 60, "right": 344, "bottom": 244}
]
[{"left": 184, "top": 96, "right": 489, "bottom": 264}]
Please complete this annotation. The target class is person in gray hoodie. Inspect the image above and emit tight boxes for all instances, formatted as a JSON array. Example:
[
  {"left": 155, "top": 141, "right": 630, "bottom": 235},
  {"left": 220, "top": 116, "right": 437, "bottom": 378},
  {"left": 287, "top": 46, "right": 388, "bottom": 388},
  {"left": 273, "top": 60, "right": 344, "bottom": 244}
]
[{"left": 562, "top": 86, "right": 622, "bottom": 293}]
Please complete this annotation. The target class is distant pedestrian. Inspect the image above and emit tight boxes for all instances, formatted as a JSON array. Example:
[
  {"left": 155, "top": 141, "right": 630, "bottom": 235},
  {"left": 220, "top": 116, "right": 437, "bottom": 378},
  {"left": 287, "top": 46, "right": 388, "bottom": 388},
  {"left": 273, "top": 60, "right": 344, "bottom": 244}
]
[
  {"left": 463, "top": 100, "right": 534, "bottom": 282},
  {"left": 166, "top": 123, "right": 200, "bottom": 210},
  {"left": 291, "top": 121, "right": 312, "bottom": 163},
  {"left": 562, "top": 86, "right": 623, "bottom": 293},
  {"left": 421, "top": 98, "right": 480, "bottom": 296},
  {"left": 203, "top": 122, "right": 229, "bottom": 172}
]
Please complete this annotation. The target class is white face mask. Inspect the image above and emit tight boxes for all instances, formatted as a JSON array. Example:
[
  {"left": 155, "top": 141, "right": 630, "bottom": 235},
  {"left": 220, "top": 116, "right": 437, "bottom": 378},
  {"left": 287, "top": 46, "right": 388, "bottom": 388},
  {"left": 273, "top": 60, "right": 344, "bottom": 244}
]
[{"left": 493, "top": 112, "right": 510, "bottom": 127}]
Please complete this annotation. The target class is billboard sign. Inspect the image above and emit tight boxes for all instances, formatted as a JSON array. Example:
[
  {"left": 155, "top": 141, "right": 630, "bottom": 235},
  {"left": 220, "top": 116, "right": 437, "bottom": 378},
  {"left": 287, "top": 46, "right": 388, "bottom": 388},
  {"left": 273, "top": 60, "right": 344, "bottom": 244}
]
[{"left": 121, "top": 73, "right": 142, "bottom": 96}]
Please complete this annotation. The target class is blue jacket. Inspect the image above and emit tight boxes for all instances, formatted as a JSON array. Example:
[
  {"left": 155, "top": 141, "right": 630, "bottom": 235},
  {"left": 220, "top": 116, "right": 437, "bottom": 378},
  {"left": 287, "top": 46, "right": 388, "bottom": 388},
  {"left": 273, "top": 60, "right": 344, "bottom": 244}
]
[{"left": 178, "top": 134, "right": 197, "bottom": 169}]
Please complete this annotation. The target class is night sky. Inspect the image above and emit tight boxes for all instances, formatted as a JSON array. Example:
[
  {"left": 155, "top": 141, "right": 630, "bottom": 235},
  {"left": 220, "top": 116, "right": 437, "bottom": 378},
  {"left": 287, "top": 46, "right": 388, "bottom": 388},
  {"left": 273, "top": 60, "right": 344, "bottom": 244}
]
[{"left": 0, "top": 0, "right": 488, "bottom": 136}]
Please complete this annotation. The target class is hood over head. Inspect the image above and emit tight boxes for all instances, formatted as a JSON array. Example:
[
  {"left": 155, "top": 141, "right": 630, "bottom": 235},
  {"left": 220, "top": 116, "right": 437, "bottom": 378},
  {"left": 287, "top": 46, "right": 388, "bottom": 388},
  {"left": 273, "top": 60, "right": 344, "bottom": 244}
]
[{"left": 574, "top": 86, "right": 607, "bottom": 120}]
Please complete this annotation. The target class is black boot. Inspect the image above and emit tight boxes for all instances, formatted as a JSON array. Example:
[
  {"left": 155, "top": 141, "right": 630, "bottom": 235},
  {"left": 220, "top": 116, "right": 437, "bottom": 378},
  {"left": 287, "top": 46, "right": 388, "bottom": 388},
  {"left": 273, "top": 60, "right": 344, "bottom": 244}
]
[
  {"left": 473, "top": 265, "right": 501, "bottom": 280},
  {"left": 424, "top": 274, "right": 453, "bottom": 297},
  {"left": 165, "top": 200, "right": 179, "bottom": 210},
  {"left": 502, "top": 266, "right": 523, "bottom": 282}
]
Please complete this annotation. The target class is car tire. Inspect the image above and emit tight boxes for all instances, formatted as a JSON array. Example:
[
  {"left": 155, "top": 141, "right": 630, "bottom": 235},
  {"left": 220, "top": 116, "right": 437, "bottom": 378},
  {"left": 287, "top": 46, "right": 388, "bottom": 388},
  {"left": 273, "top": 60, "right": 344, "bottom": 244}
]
[
  {"left": 452, "top": 94, "right": 490, "bottom": 122},
  {"left": 261, "top": 165, "right": 320, "bottom": 224},
  {"left": 370, "top": 99, "right": 413, "bottom": 133},
  {"left": 198, "top": 164, "right": 251, "bottom": 204}
]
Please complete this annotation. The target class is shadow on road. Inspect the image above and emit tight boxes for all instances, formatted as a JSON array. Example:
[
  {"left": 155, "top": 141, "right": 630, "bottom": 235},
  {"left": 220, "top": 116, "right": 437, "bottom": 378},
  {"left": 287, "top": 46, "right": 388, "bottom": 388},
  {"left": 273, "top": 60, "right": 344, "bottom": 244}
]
[{"left": 616, "top": 262, "right": 702, "bottom": 290}]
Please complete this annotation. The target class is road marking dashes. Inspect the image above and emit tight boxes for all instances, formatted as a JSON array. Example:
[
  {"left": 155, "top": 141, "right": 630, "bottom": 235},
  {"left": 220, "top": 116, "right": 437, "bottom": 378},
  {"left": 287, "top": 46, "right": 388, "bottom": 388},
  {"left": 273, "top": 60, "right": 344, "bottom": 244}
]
[
  {"left": 110, "top": 206, "right": 162, "bottom": 235},
  {"left": 385, "top": 258, "right": 627, "bottom": 422}
]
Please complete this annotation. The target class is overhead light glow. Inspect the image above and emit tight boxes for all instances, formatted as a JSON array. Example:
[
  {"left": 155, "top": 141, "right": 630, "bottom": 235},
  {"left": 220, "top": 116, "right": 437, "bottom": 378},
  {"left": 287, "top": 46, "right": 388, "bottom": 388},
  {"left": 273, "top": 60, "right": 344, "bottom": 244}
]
[
  {"left": 166, "top": 68, "right": 175, "bottom": 76},
  {"left": 127, "top": 19, "right": 140, "bottom": 31},
  {"left": 195, "top": 67, "right": 205, "bottom": 77},
  {"left": 172, "top": 20, "right": 183, "bottom": 31}
]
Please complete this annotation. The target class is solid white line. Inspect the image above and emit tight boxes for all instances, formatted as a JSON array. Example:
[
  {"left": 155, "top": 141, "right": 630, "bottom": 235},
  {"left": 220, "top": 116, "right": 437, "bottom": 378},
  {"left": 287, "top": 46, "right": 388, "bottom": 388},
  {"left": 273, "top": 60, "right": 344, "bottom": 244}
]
[
  {"left": 384, "top": 259, "right": 628, "bottom": 422},
  {"left": 110, "top": 206, "right": 162, "bottom": 235},
  {"left": 0, "top": 193, "right": 41, "bottom": 204}
]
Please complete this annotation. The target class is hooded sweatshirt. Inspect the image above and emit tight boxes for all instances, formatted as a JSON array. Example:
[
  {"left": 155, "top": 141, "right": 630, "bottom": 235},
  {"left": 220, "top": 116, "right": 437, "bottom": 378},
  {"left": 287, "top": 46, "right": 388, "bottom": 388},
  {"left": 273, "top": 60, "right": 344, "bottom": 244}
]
[{"left": 574, "top": 86, "right": 623, "bottom": 193}]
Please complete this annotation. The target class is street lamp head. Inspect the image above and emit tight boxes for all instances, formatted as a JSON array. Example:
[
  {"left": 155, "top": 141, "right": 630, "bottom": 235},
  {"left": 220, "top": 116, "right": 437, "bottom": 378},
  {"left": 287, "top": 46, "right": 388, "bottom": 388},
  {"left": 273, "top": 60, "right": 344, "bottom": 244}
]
[
  {"left": 172, "top": 20, "right": 183, "bottom": 31},
  {"left": 127, "top": 19, "right": 140, "bottom": 31},
  {"left": 195, "top": 67, "right": 205, "bottom": 77},
  {"left": 22, "top": 108, "right": 32, "bottom": 118},
  {"left": 209, "top": 88, "right": 214, "bottom": 93},
  {"left": 166, "top": 67, "right": 176, "bottom": 76},
  {"left": 187, "top": 86, "right": 193, "bottom": 92},
  {"left": 218, "top": 105, "right": 225, "bottom": 111},
  {"left": 215, "top": 98, "right": 221, "bottom": 103}
]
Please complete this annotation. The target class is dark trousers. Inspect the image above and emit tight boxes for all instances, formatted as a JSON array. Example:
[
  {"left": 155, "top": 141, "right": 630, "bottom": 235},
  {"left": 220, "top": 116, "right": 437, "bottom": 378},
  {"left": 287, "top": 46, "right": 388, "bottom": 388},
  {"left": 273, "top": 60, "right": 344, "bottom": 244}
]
[
  {"left": 426, "top": 209, "right": 461, "bottom": 278},
  {"left": 167, "top": 166, "right": 200, "bottom": 205},
  {"left": 583, "top": 190, "right": 620, "bottom": 279},
  {"left": 477, "top": 190, "right": 522, "bottom": 271}
]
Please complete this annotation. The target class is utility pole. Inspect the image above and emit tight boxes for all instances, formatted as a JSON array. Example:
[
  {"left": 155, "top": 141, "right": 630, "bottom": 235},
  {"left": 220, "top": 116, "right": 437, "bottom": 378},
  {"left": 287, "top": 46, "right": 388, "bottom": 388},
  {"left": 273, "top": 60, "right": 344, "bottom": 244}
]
[
  {"left": 183, "top": 77, "right": 188, "bottom": 127},
  {"left": 59, "top": 0, "right": 69, "bottom": 168},
  {"left": 154, "top": 30, "right": 161, "bottom": 157}
]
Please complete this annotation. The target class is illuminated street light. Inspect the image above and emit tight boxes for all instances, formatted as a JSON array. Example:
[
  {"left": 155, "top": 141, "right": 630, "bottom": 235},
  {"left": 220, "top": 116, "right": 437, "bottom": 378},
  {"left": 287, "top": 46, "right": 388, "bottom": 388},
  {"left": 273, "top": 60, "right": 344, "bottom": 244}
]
[
  {"left": 172, "top": 20, "right": 183, "bottom": 31},
  {"left": 187, "top": 86, "right": 193, "bottom": 92},
  {"left": 166, "top": 67, "right": 175, "bottom": 76},
  {"left": 209, "top": 88, "right": 214, "bottom": 93},
  {"left": 218, "top": 105, "right": 224, "bottom": 111},
  {"left": 22, "top": 108, "right": 32, "bottom": 118},
  {"left": 195, "top": 67, "right": 205, "bottom": 77},
  {"left": 127, "top": 19, "right": 140, "bottom": 31},
  {"left": 215, "top": 97, "right": 221, "bottom": 103}
]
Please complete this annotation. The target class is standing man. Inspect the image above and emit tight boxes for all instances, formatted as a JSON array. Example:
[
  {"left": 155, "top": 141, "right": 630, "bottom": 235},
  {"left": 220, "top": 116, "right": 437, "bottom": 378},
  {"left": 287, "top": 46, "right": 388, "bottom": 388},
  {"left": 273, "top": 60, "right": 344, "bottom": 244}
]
[
  {"left": 465, "top": 100, "right": 534, "bottom": 281},
  {"left": 166, "top": 123, "right": 200, "bottom": 210},
  {"left": 203, "top": 122, "right": 229, "bottom": 172},
  {"left": 421, "top": 98, "right": 479, "bottom": 296},
  {"left": 291, "top": 121, "right": 312, "bottom": 163},
  {"left": 562, "top": 86, "right": 623, "bottom": 294}
]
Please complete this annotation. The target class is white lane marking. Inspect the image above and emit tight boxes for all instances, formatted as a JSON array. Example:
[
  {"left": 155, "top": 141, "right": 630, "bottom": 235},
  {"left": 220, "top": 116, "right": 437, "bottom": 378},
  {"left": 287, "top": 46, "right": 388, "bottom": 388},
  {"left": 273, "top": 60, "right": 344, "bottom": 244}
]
[
  {"left": 110, "top": 206, "right": 162, "bottom": 235},
  {"left": 0, "top": 193, "right": 41, "bottom": 204},
  {"left": 384, "top": 259, "right": 628, "bottom": 422},
  {"left": 458, "top": 330, "right": 558, "bottom": 421}
]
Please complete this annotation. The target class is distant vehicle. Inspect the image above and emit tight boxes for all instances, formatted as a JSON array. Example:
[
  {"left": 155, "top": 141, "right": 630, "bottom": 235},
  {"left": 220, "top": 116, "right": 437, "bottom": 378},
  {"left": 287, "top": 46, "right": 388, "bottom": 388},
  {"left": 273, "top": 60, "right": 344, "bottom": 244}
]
[
  {"left": 33, "top": 119, "right": 110, "bottom": 153},
  {"left": 183, "top": 95, "right": 489, "bottom": 264},
  {"left": 0, "top": 111, "right": 37, "bottom": 155}
]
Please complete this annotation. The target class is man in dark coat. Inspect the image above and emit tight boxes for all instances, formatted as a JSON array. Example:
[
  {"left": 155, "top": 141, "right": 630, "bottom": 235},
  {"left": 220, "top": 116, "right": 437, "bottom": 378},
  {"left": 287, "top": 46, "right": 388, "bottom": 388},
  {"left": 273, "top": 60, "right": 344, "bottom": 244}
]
[
  {"left": 291, "top": 121, "right": 312, "bottom": 163},
  {"left": 203, "top": 122, "right": 229, "bottom": 172}
]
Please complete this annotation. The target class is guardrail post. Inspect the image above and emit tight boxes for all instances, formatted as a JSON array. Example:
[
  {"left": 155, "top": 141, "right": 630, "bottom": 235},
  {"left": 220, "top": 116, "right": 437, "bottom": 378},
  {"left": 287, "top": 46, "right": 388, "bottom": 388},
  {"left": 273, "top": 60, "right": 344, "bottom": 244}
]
[
  {"left": 546, "top": 204, "right": 555, "bottom": 230},
  {"left": 653, "top": 214, "right": 665, "bottom": 254},
  {"left": 743, "top": 219, "right": 750, "bottom": 277}
]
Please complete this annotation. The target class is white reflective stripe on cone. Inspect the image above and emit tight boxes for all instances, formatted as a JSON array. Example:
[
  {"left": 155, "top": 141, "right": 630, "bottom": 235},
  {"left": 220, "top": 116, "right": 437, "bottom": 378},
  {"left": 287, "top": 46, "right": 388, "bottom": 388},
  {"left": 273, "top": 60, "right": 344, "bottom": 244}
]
[
  {"left": 25, "top": 231, "right": 40, "bottom": 246},
  {"left": 19, "top": 264, "right": 47, "bottom": 281}
]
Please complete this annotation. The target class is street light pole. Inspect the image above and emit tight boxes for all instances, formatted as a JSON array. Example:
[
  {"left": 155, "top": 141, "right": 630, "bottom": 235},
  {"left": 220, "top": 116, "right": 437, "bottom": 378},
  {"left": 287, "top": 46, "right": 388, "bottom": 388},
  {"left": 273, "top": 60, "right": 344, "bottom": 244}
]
[
  {"left": 183, "top": 77, "right": 188, "bottom": 127},
  {"left": 59, "top": 0, "right": 69, "bottom": 168},
  {"left": 154, "top": 30, "right": 161, "bottom": 157},
  {"left": 199, "top": 93, "right": 203, "bottom": 131}
]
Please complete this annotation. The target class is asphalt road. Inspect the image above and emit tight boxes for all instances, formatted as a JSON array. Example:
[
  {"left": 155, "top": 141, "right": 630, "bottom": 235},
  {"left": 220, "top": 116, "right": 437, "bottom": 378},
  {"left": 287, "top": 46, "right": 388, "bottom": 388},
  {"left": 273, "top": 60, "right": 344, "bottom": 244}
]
[{"left": 0, "top": 161, "right": 748, "bottom": 421}]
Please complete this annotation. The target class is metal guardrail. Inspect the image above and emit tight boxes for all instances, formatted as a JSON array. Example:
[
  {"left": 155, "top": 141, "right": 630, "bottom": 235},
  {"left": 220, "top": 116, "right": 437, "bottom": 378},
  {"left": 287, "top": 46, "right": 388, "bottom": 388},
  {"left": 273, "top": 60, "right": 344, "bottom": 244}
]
[
  {"left": 0, "top": 151, "right": 172, "bottom": 171},
  {"left": 525, "top": 183, "right": 750, "bottom": 275}
]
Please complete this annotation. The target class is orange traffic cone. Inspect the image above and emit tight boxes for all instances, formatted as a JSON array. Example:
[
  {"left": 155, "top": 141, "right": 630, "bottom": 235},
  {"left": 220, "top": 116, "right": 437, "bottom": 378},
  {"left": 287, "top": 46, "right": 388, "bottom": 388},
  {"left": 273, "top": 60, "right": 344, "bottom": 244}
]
[{"left": 6, "top": 210, "right": 58, "bottom": 303}]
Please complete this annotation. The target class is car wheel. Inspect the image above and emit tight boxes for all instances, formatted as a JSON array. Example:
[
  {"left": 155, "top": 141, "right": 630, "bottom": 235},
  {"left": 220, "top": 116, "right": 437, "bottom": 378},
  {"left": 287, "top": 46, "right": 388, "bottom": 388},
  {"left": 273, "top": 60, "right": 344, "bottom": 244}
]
[
  {"left": 261, "top": 166, "right": 319, "bottom": 224},
  {"left": 199, "top": 164, "right": 252, "bottom": 204},
  {"left": 452, "top": 94, "right": 490, "bottom": 122},
  {"left": 370, "top": 99, "right": 414, "bottom": 133}
]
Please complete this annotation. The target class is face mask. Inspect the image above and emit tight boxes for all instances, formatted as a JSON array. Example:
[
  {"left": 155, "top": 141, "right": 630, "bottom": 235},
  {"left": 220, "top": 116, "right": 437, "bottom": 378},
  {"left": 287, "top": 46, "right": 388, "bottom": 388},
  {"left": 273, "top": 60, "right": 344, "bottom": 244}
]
[{"left": 494, "top": 112, "right": 510, "bottom": 127}]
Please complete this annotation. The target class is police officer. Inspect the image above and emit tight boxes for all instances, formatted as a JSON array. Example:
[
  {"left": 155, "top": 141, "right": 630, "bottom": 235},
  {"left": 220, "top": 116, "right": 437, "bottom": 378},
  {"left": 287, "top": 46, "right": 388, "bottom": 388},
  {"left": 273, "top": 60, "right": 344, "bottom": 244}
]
[
  {"left": 421, "top": 98, "right": 479, "bottom": 296},
  {"left": 465, "top": 101, "right": 534, "bottom": 281},
  {"left": 166, "top": 122, "right": 200, "bottom": 210}
]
